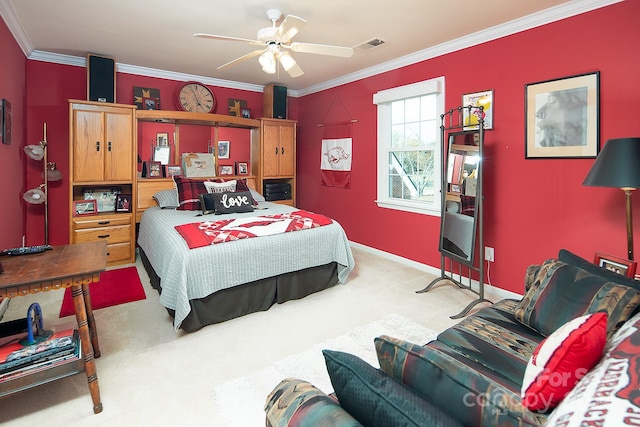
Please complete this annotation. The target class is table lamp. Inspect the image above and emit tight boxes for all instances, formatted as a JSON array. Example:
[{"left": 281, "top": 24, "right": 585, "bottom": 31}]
[{"left": 583, "top": 137, "right": 640, "bottom": 260}]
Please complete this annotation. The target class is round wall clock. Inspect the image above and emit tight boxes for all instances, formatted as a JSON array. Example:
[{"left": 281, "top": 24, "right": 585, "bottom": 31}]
[{"left": 175, "top": 81, "right": 216, "bottom": 113}]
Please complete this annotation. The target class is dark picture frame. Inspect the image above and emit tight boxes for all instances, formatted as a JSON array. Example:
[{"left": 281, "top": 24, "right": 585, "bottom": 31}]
[
  {"left": 227, "top": 98, "right": 247, "bottom": 116},
  {"left": 241, "top": 108, "right": 251, "bottom": 119},
  {"left": 142, "top": 97, "right": 158, "bottom": 111},
  {"left": 1, "top": 98, "right": 12, "bottom": 145},
  {"left": 134, "top": 87, "right": 161, "bottom": 110},
  {"left": 166, "top": 164, "right": 182, "bottom": 177},
  {"left": 235, "top": 161, "right": 249, "bottom": 175},
  {"left": 115, "top": 194, "right": 132, "bottom": 212},
  {"left": 146, "top": 161, "right": 163, "bottom": 178},
  {"left": 73, "top": 199, "right": 98, "bottom": 217},
  {"left": 525, "top": 72, "right": 599, "bottom": 159},
  {"left": 594, "top": 252, "right": 637, "bottom": 278}
]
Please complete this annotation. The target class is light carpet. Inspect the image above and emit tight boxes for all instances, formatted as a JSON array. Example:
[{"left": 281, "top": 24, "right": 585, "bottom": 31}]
[{"left": 213, "top": 313, "right": 438, "bottom": 427}]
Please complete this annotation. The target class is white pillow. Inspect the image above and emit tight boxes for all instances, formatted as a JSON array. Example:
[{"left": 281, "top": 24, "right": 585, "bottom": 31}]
[
  {"left": 249, "top": 188, "right": 265, "bottom": 203},
  {"left": 204, "top": 180, "right": 236, "bottom": 194},
  {"left": 153, "top": 189, "right": 179, "bottom": 208}
]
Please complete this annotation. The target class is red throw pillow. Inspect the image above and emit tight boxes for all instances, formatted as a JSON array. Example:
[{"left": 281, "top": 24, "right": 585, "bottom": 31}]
[
  {"left": 174, "top": 176, "right": 208, "bottom": 211},
  {"left": 521, "top": 312, "right": 607, "bottom": 412}
]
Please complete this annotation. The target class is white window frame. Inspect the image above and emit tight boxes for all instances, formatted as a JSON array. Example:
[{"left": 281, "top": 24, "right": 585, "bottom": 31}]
[{"left": 373, "top": 76, "right": 445, "bottom": 216}]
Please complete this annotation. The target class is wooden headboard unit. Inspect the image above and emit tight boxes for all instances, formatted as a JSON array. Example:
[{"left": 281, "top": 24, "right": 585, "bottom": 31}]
[{"left": 136, "top": 176, "right": 258, "bottom": 223}]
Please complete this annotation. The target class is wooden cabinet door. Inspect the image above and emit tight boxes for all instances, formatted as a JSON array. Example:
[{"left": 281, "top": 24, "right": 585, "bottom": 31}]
[
  {"left": 262, "top": 122, "right": 281, "bottom": 177},
  {"left": 104, "top": 111, "right": 133, "bottom": 181},
  {"left": 277, "top": 123, "right": 295, "bottom": 176},
  {"left": 73, "top": 110, "right": 105, "bottom": 182}
]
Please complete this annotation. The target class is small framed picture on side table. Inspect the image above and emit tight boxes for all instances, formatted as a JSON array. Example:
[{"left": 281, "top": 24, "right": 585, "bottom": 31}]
[{"left": 594, "top": 252, "right": 637, "bottom": 278}]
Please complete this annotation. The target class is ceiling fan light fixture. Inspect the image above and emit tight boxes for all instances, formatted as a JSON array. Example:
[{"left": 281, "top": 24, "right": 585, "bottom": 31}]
[
  {"left": 278, "top": 51, "right": 296, "bottom": 71},
  {"left": 259, "top": 50, "right": 276, "bottom": 74}
]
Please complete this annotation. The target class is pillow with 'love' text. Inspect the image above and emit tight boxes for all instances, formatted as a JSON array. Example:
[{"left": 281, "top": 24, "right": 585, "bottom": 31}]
[{"left": 212, "top": 191, "right": 254, "bottom": 214}]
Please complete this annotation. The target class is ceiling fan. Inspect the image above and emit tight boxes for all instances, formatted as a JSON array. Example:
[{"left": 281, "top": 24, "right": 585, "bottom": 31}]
[{"left": 194, "top": 9, "right": 353, "bottom": 78}]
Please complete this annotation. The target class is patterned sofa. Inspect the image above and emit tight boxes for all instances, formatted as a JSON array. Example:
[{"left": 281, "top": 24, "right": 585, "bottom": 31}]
[{"left": 264, "top": 250, "right": 640, "bottom": 427}]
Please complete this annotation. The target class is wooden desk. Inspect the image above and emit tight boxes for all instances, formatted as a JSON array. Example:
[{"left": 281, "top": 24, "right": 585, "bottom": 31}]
[{"left": 0, "top": 241, "right": 107, "bottom": 414}]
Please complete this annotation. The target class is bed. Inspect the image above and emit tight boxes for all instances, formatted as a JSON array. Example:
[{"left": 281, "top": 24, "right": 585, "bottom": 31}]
[{"left": 137, "top": 186, "right": 355, "bottom": 332}]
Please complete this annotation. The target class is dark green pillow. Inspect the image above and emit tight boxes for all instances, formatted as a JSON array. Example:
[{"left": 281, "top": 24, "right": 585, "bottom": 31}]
[
  {"left": 323, "top": 349, "right": 462, "bottom": 427},
  {"left": 558, "top": 249, "right": 640, "bottom": 291}
]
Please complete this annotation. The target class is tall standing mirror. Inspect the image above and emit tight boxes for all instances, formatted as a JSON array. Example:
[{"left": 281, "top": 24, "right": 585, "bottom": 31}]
[{"left": 439, "top": 131, "right": 480, "bottom": 264}]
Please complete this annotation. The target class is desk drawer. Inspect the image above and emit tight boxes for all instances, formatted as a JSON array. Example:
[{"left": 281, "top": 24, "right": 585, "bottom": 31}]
[
  {"left": 73, "top": 215, "right": 130, "bottom": 230},
  {"left": 73, "top": 225, "right": 131, "bottom": 244}
]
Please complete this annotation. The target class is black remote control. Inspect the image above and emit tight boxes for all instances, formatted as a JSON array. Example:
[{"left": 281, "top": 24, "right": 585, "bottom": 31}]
[{"left": 0, "top": 245, "right": 53, "bottom": 256}]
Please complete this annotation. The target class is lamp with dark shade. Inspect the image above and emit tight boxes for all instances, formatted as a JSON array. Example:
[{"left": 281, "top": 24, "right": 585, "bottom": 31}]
[{"left": 583, "top": 137, "right": 640, "bottom": 261}]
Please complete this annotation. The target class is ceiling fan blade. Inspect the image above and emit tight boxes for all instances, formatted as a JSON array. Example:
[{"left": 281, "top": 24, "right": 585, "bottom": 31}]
[
  {"left": 277, "top": 51, "right": 304, "bottom": 78},
  {"left": 288, "top": 42, "right": 353, "bottom": 58},
  {"left": 275, "top": 15, "right": 307, "bottom": 43},
  {"left": 194, "top": 33, "right": 263, "bottom": 46},
  {"left": 217, "top": 48, "right": 266, "bottom": 70}
]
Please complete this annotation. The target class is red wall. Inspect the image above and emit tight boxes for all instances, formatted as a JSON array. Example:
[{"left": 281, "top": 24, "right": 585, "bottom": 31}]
[
  {"left": 6, "top": 2, "right": 639, "bottom": 296},
  {"left": 0, "top": 17, "right": 26, "bottom": 248},
  {"left": 295, "top": 1, "right": 640, "bottom": 294}
]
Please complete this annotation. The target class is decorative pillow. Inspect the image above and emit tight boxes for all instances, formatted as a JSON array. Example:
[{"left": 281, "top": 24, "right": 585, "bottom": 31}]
[
  {"left": 514, "top": 258, "right": 640, "bottom": 338},
  {"left": 521, "top": 312, "right": 607, "bottom": 412},
  {"left": 198, "top": 193, "right": 217, "bottom": 215},
  {"left": 212, "top": 191, "right": 254, "bottom": 215},
  {"left": 558, "top": 249, "right": 640, "bottom": 292},
  {"left": 153, "top": 189, "right": 179, "bottom": 209},
  {"left": 249, "top": 188, "right": 265, "bottom": 203},
  {"left": 212, "top": 178, "right": 260, "bottom": 206},
  {"left": 323, "top": 349, "right": 463, "bottom": 427},
  {"left": 544, "top": 311, "right": 640, "bottom": 426},
  {"left": 460, "top": 195, "right": 475, "bottom": 216},
  {"left": 174, "top": 176, "right": 208, "bottom": 211},
  {"left": 204, "top": 180, "right": 236, "bottom": 194}
]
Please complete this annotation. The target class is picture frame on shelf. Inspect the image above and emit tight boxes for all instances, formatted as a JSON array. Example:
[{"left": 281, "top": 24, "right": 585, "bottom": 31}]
[
  {"left": 142, "top": 97, "right": 159, "bottom": 111},
  {"left": 525, "top": 72, "right": 599, "bottom": 159},
  {"left": 156, "top": 132, "right": 169, "bottom": 147},
  {"left": 218, "top": 141, "right": 230, "bottom": 159},
  {"left": 73, "top": 199, "right": 98, "bottom": 217},
  {"left": 83, "top": 187, "right": 121, "bottom": 213},
  {"left": 181, "top": 152, "right": 215, "bottom": 177},
  {"left": 134, "top": 87, "right": 161, "bottom": 110},
  {"left": 241, "top": 108, "right": 251, "bottom": 119},
  {"left": 594, "top": 252, "right": 636, "bottom": 278},
  {"left": 235, "top": 161, "right": 248, "bottom": 175},
  {"left": 219, "top": 165, "right": 234, "bottom": 175},
  {"left": 145, "top": 161, "right": 163, "bottom": 178},
  {"left": 166, "top": 165, "right": 182, "bottom": 177},
  {"left": 153, "top": 146, "right": 171, "bottom": 165},
  {"left": 462, "top": 90, "right": 493, "bottom": 130},
  {"left": 227, "top": 98, "right": 247, "bottom": 117},
  {"left": 115, "top": 194, "right": 132, "bottom": 212}
]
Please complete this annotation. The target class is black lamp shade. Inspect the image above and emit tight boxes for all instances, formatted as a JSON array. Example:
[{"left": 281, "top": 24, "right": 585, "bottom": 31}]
[{"left": 583, "top": 137, "right": 640, "bottom": 189}]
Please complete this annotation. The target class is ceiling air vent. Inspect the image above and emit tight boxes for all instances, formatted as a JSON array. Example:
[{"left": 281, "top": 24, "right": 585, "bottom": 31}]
[{"left": 355, "top": 38, "right": 386, "bottom": 52}]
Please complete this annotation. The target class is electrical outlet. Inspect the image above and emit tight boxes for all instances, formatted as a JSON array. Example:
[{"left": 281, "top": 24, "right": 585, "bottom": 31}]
[{"left": 485, "top": 246, "right": 495, "bottom": 262}]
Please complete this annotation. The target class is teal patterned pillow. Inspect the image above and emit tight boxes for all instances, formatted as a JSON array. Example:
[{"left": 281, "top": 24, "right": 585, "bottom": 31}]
[
  {"left": 515, "top": 259, "right": 640, "bottom": 338},
  {"left": 323, "top": 350, "right": 462, "bottom": 427}
]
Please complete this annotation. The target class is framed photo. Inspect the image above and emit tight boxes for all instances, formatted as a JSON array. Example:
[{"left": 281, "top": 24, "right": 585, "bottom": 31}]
[
  {"left": 181, "top": 152, "right": 215, "bottom": 177},
  {"left": 594, "top": 252, "right": 637, "bottom": 278},
  {"left": 115, "top": 194, "right": 132, "bottom": 212},
  {"left": 227, "top": 98, "right": 247, "bottom": 116},
  {"left": 525, "top": 72, "right": 599, "bottom": 159},
  {"left": 166, "top": 164, "right": 182, "bottom": 177},
  {"left": 241, "top": 108, "right": 251, "bottom": 119},
  {"left": 153, "top": 146, "right": 171, "bottom": 165},
  {"left": 235, "top": 161, "right": 249, "bottom": 175},
  {"left": 73, "top": 199, "right": 98, "bottom": 217},
  {"left": 145, "top": 161, "right": 163, "bottom": 178},
  {"left": 83, "top": 187, "right": 121, "bottom": 213},
  {"left": 133, "top": 87, "right": 161, "bottom": 110},
  {"left": 142, "top": 97, "right": 159, "bottom": 110},
  {"left": 219, "top": 165, "right": 234, "bottom": 175},
  {"left": 450, "top": 184, "right": 462, "bottom": 193},
  {"left": 218, "top": 140, "right": 230, "bottom": 159},
  {"left": 156, "top": 132, "right": 169, "bottom": 147},
  {"left": 462, "top": 90, "right": 493, "bottom": 130},
  {"left": 1, "top": 98, "right": 11, "bottom": 145}
]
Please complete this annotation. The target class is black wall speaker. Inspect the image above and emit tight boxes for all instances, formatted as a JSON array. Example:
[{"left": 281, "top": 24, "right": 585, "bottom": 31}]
[
  {"left": 87, "top": 54, "right": 115, "bottom": 103},
  {"left": 264, "top": 84, "right": 287, "bottom": 119}
]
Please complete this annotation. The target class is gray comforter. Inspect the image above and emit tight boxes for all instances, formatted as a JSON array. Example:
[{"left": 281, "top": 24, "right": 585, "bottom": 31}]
[{"left": 137, "top": 203, "right": 355, "bottom": 330}]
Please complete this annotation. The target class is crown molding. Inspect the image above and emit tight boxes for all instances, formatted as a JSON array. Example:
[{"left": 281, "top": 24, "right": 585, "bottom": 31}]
[
  {"left": 296, "top": 0, "right": 623, "bottom": 96},
  {"left": 3, "top": 0, "right": 622, "bottom": 98}
]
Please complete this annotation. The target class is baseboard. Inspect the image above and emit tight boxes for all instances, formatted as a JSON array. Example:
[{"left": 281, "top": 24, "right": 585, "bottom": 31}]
[{"left": 348, "top": 241, "right": 522, "bottom": 301}]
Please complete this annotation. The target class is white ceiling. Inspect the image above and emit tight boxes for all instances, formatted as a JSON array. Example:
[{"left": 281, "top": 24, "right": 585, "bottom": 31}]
[{"left": 0, "top": 0, "right": 621, "bottom": 95}]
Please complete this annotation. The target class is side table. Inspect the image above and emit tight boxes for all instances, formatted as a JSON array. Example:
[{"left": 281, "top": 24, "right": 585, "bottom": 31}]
[{"left": 0, "top": 241, "right": 107, "bottom": 414}]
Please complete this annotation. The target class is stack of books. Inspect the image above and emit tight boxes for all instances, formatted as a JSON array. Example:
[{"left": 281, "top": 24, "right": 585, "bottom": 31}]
[{"left": 0, "top": 329, "right": 81, "bottom": 382}]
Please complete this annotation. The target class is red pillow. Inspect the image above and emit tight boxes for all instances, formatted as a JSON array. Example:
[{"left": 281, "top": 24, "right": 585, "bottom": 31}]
[
  {"left": 174, "top": 176, "right": 208, "bottom": 211},
  {"left": 521, "top": 312, "right": 607, "bottom": 412}
]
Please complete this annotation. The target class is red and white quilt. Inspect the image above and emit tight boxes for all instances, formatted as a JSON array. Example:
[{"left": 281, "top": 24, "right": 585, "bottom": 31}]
[{"left": 174, "top": 210, "right": 333, "bottom": 249}]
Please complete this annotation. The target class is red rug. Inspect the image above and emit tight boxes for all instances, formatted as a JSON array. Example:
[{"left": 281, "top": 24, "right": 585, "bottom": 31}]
[{"left": 59, "top": 266, "right": 146, "bottom": 318}]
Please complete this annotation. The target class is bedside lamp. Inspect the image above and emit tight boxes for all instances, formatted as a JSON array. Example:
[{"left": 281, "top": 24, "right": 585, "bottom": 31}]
[
  {"left": 23, "top": 123, "right": 61, "bottom": 245},
  {"left": 583, "top": 137, "right": 640, "bottom": 260}
]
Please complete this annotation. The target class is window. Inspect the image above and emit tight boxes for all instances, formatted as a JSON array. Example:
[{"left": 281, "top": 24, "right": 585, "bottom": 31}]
[{"left": 373, "top": 77, "right": 445, "bottom": 215}]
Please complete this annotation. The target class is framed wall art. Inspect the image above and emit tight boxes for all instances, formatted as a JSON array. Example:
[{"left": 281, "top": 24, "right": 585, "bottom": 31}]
[
  {"left": 525, "top": 72, "right": 599, "bottom": 159},
  {"left": 115, "top": 194, "right": 132, "bottom": 212},
  {"left": 462, "top": 90, "right": 493, "bottom": 130},
  {"left": 166, "top": 165, "right": 182, "bottom": 177},
  {"left": 73, "top": 199, "right": 98, "bottom": 217},
  {"left": 235, "top": 161, "right": 249, "bottom": 175},
  {"left": 1, "top": 98, "right": 11, "bottom": 145},
  {"left": 219, "top": 165, "right": 234, "bottom": 175},
  {"left": 218, "top": 141, "right": 230, "bottom": 159},
  {"left": 134, "top": 87, "right": 161, "bottom": 110},
  {"left": 594, "top": 252, "right": 636, "bottom": 278}
]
